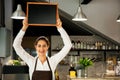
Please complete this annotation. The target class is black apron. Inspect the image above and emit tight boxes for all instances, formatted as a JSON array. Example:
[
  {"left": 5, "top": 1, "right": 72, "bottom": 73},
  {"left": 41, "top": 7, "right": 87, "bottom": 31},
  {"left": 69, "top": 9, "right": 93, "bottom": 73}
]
[{"left": 32, "top": 57, "right": 52, "bottom": 80}]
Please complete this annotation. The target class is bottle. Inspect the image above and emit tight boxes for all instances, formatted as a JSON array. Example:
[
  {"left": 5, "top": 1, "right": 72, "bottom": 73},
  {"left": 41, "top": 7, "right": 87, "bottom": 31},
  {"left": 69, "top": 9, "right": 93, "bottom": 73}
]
[
  {"left": 115, "top": 56, "right": 120, "bottom": 76},
  {"left": 74, "top": 41, "right": 78, "bottom": 49},
  {"left": 80, "top": 41, "right": 84, "bottom": 49},
  {"left": 83, "top": 41, "right": 87, "bottom": 49},
  {"left": 102, "top": 42, "right": 106, "bottom": 50},
  {"left": 69, "top": 64, "right": 76, "bottom": 78},
  {"left": 55, "top": 70, "right": 59, "bottom": 80},
  {"left": 116, "top": 56, "right": 120, "bottom": 63},
  {"left": 86, "top": 42, "right": 89, "bottom": 49},
  {"left": 77, "top": 41, "right": 81, "bottom": 49},
  {"left": 106, "top": 42, "right": 109, "bottom": 50},
  {"left": 95, "top": 41, "right": 98, "bottom": 49},
  {"left": 115, "top": 45, "right": 119, "bottom": 50},
  {"left": 71, "top": 40, "right": 75, "bottom": 49}
]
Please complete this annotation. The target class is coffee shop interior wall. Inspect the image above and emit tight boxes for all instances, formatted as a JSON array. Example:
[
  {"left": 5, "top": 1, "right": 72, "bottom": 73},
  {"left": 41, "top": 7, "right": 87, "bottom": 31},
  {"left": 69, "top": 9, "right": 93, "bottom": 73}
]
[{"left": 0, "top": 0, "right": 119, "bottom": 80}]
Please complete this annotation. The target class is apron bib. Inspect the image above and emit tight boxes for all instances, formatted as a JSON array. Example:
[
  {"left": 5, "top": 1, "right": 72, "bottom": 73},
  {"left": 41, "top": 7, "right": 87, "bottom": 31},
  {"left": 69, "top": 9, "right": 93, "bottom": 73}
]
[{"left": 32, "top": 57, "right": 52, "bottom": 80}]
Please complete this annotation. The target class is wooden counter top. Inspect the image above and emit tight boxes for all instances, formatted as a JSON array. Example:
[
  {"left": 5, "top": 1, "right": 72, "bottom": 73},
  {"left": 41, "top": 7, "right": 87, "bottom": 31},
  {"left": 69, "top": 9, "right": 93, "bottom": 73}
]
[{"left": 67, "top": 75, "right": 120, "bottom": 80}]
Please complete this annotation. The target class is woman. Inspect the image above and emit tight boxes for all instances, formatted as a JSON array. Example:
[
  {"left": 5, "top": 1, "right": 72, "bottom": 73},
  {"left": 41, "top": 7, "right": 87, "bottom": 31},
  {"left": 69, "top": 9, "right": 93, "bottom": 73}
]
[{"left": 13, "top": 17, "right": 72, "bottom": 80}]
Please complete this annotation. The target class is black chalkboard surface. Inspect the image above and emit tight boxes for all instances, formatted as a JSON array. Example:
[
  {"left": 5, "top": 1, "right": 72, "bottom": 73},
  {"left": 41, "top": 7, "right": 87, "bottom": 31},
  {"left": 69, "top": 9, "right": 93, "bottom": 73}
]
[{"left": 27, "top": 2, "right": 58, "bottom": 26}]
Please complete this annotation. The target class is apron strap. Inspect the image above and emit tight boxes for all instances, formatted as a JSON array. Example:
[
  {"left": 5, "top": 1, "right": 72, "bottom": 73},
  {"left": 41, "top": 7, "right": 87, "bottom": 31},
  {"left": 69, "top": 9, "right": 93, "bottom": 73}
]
[
  {"left": 46, "top": 57, "right": 52, "bottom": 71},
  {"left": 34, "top": 57, "right": 38, "bottom": 71},
  {"left": 46, "top": 57, "right": 53, "bottom": 80}
]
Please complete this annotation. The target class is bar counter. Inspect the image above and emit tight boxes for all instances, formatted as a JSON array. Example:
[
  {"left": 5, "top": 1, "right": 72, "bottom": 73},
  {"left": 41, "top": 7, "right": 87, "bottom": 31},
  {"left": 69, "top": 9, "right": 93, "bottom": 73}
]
[
  {"left": 67, "top": 75, "right": 120, "bottom": 80},
  {"left": 2, "top": 65, "right": 29, "bottom": 80}
]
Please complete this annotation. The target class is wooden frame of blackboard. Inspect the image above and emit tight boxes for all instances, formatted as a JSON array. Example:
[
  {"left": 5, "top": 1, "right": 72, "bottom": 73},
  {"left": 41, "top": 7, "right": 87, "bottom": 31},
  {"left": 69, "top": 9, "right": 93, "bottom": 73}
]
[{"left": 26, "top": 2, "right": 58, "bottom": 26}]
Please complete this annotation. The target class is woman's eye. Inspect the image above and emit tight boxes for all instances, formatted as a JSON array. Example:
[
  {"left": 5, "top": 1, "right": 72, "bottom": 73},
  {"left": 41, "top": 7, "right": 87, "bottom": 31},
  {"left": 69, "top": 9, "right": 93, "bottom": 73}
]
[
  {"left": 37, "top": 45, "right": 41, "bottom": 47},
  {"left": 43, "top": 45, "right": 47, "bottom": 47}
]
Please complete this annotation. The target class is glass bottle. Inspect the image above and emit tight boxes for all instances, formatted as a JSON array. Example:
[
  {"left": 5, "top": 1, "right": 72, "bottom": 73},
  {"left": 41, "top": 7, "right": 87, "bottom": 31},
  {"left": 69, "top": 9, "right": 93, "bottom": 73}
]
[
  {"left": 71, "top": 40, "right": 75, "bottom": 50},
  {"left": 83, "top": 41, "right": 87, "bottom": 49},
  {"left": 84, "top": 67, "right": 88, "bottom": 78},
  {"left": 74, "top": 41, "right": 78, "bottom": 49},
  {"left": 86, "top": 42, "right": 90, "bottom": 50},
  {"left": 69, "top": 64, "right": 76, "bottom": 78},
  {"left": 77, "top": 41, "right": 81, "bottom": 49},
  {"left": 116, "top": 45, "right": 119, "bottom": 50},
  {"left": 102, "top": 42, "right": 106, "bottom": 50},
  {"left": 55, "top": 70, "right": 59, "bottom": 80},
  {"left": 80, "top": 41, "right": 84, "bottom": 49}
]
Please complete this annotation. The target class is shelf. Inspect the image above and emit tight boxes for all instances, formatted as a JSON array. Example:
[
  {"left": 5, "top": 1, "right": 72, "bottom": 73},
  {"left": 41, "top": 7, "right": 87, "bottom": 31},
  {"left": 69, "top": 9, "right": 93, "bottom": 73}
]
[
  {"left": 52, "top": 49, "right": 120, "bottom": 58},
  {"left": 52, "top": 49, "right": 120, "bottom": 52}
]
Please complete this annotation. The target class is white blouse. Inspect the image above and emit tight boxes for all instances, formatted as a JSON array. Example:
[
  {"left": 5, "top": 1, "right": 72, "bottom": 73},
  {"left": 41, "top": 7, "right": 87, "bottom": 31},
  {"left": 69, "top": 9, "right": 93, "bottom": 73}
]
[{"left": 13, "top": 27, "right": 72, "bottom": 80}]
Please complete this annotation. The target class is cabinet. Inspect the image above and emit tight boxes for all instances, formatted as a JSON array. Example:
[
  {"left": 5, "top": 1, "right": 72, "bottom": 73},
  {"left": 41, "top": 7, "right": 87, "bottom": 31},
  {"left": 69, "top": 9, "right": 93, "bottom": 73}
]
[{"left": 0, "top": 28, "right": 11, "bottom": 57}]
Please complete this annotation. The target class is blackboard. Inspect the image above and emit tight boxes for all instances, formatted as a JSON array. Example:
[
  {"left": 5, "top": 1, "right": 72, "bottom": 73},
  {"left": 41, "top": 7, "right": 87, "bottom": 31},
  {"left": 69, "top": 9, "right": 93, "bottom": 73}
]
[{"left": 27, "top": 2, "right": 58, "bottom": 26}]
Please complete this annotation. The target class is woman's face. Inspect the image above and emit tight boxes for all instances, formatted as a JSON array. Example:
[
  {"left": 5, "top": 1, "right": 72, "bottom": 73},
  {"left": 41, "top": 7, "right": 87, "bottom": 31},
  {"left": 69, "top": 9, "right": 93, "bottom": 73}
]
[{"left": 35, "top": 40, "right": 49, "bottom": 57}]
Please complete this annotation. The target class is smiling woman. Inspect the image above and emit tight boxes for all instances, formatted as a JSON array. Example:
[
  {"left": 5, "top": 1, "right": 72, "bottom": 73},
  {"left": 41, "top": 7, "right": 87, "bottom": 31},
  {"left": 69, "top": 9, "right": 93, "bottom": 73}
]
[{"left": 13, "top": 16, "right": 72, "bottom": 80}]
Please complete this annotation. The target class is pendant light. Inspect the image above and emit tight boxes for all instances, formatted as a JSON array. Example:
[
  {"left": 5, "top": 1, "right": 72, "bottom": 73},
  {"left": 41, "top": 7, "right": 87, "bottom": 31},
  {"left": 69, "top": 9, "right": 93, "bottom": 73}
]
[
  {"left": 116, "top": 15, "right": 120, "bottom": 22},
  {"left": 72, "top": 0, "right": 87, "bottom": 21},
  {"left": 11, "top": 4, "right": 25, "bottom": 19}
]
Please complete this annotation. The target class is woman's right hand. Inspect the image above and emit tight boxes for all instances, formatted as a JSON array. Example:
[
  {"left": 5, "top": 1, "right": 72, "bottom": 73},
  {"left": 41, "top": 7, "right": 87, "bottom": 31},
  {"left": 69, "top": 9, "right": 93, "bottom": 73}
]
[
  {"left": 56, "top": 18, "right": 62, "bottom": 29},
  {"left": 22, "top": 17, "right": 29, "bottom": 31}
]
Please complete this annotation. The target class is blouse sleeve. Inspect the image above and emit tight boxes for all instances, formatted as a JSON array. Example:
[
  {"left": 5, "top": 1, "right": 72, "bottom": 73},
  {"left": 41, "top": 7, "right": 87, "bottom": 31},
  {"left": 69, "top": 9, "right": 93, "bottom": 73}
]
[
  {"left": 13, "top": 30, "right": 34, "bottom": 66},
  {"left": 50, "top": 27, "right": 72, "bottom": 70}
]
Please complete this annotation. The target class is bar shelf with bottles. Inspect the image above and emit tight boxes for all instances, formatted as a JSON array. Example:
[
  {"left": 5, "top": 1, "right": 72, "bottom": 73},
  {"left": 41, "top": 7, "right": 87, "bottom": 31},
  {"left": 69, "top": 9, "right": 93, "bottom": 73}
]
[{"left": 52, "top": 40, "right": 120, "bottom": 52}]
